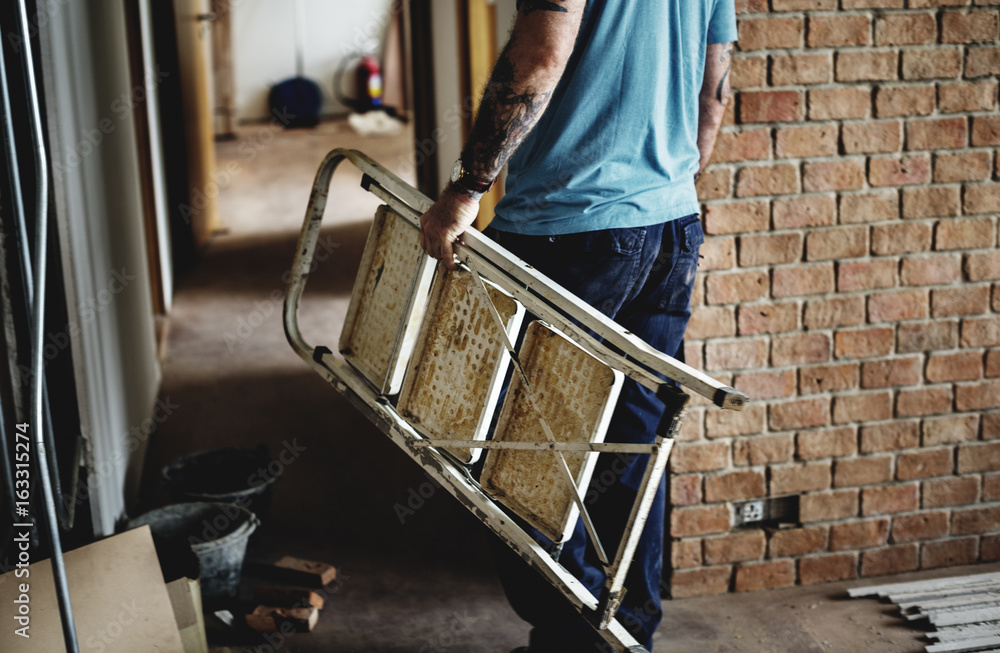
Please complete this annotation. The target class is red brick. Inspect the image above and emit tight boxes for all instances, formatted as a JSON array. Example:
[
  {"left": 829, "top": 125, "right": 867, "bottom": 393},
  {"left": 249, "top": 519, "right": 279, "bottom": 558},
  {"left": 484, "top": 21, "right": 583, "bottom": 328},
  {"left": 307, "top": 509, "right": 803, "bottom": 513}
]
[
  {"left": 800, "top": 489, "right": 859, "bottom": 522},
  {"left": 968, "top": 253, "right": 1000, "bottom": 282},
  {"left": 770, "top": 527, "right": 827, "bottom": 558},
  {"left": 737, "top": 164, "right": 799, "bottom": 197},
  {"left": 952, "top": 506, "right": 1000, "bottom": 536},
  {"left": 835, "top": 456, "right": 893, "bottom": 487},
  {"left": 966, "top": 45, "right": 1000, "bottom": 78},
  {"left": 876, "top": 86, "right": 936, "bottom": 118},
  {"left": 958, "top": 441, "right": 1000, "bottom": 473},
  {"left": 672, "top": 441, "right": 730, "bottom": 473},
  {"left": 670, "top": 566, "right": 733, "bottom": 598},
  {"left": 942, "top": 9, "right": 1000, "bottom": 44},
  {"left": 933, "top": 286, "right": 991, "bottom": 318},
  {"left": 842, "top": 121, "right": 901, "bottom": 155},
  {"left": 740, "top": 90, "right": 804, "bottom": 124},
  {"left": 872, "top": 222, "right": 931, "bottom": 256},
  {"left": 901, "top": 254, "right": 961, "bottom": 286},
  {"left": 705, "top": 403, "right": 764, "bottom": 438},
  {"left": 800, "top": 363, "right": 860, "bottom": 395},
  {"left": 861, "top": 357, "right": 922, "bottom": 389},
  {"left": 869, "top": 153, "right": 932, "bottom": 186},
  {"left": 963, "top": 317, "right": 1000, "bottom": 348},
  {"left": 965, "top": 184, "right": 1000, "bottom": 215},
  {"left": 922, "top": 537, "right": 978, "bottom": 569},
  {"left": 838, "top": 190, "right": 898, "bottom": 225},
  {"left": 837, "top": 259, "right": 898, "bottom": 292},
  {"left": 739, "top": 233, "right": 802, "bottom": 267},
  {"left": 735, "top": 0, "right": 769, "bottom": 13},
  {"left": 734, "top": 559, "right": 796, "bottom": 592},
  {"left": 770, "top": 398, "right": 831, "bottom": 432},
  {"left": 834, "top": 391, "right": 893, "bottom": 424},
  {"left": 770, "top": 53, "right": 833, "bottom": 86},
  {"left": 935, "top": 151, "right": 992, "bottom": 183},
  {"left": 837, "top": 50, "right": 898, "bottom": 82},
  {"left": 706, "top": 338, "right": 768, "bottom": 371},
  {"left": 809, "top": 87, "right": 871, "bottom": 120},
  {"left": 876, "top": 13, "right": 937, "bottom": 45},
  {"left": 699, "top": 237, "right": 736, "bottom": 270},
  {"left": 712, "top": 129, "right": 772, "bottom": 164},
  {"left": 697, "top": 169, "right": 733, "bottom": 201},
  {"left": 775, "top": 124, "right": 838, "bottom": 159},
  {"left": 924, "top": 414, "right": 980, "bottom": 446},
  {"left": 773, "top": 194, "right": 836, "bottom": 229},
  {"left": 671, "top": 539, "right": 702, "bottom": 569},
  {"left": 896, "top": 386, "right": 954, "bottom": 417},
  {"left": 771, "top": 461, "right": 832, "bottom": 495},
  {"left": 990, "top": 353, "right": 1000, "bottom": 380},
  {"left": 862, "top": 483, "right": 920, "bottom": 515},
  {"left": 809, "top": 14, "right": 871, "bottom": 47},
  {"left": 892, "top": 512, "right": 949, "bottom": 544},
  {"left": 704, "top": 201, "right": 770, "bottom": 235},
  {"left": 671, "top": 504, "right": 732, "bottom": 538},
  {"left": 898, "top": 320, "right": 958, "bottom": 353},
  {"left": 808, "top": 226, "right": 868, "bottom": 261},
  {"left": 772, "top": 0, "right": 837, "bottom": 10},
  {"left": 733, "top": 434, "right": 795, "bottom": 466},
  {"left": 706, "top": 270, "right": 768, "bottom": 304},
  {"left": 739, "top": 16, "right": 805, "bottom": 51},
  {"left": 861, "top": 421, "right": 920, "bottom": 453},
  {"left": 732, "top": 56, "right": 766, "bottom": 90},
  {"left": 830, "top": 518, "right": 890, "bottom": 551},
  {"left": 923, "top": 476, "right": 980, "bottom": 508},
  {"left": 771, "top": 333, "right": 832, "bottom": 367},
  {"left": 956, "top": 380, "right": 1000, "bottom": 411},
  {"left": 799, "top": 553, "right": 858, "bottom": 584},
  {"left": 901, "top": 186, "right": 961, "bottom": 219},
  {"left": 906, "top": 117, "right": 967, "bottom": 150},
  {"left": 972, "top": 116, "right": 1000, "bottom": 147},
  {"left": 739, "top": 303, "right": 800, "bottom": 335},
  {"left": 773, "top": 264, "right": 834, "bottom": 297},
  {"left": 902, "top": 48, "right": 963, "bottom": 80},
  {"left": 868, "top": 289, "right": 930, "bottom": 323},
  {"left": 705, "top": 470, "right": 767, "bottom": 503},
  {"left": 686, "top": 306, "right": 736, "bottom": 340},
  {"left": 671, "top": 475, "right": 702, "bottom": 506},
  {"left": 939, "top": 80, "right": 998, "bottom": 113},
  {"left": 803, "top": 160, "right": 867, "bottom": 192},
  {"left": 734, "top": 370, "right": 797, "bottom": 401},
  {"left": 984, "top": 535, "right": 1000, "bottom": 563},
  {"left": 986, "top": 472, "right": 1000, "bottom": 499},
  {"left": 835, "top": 328, "right": 895, "bottom": 359},
  {"left": 862, "top": 544, "right": 919, "bottom": 576},
  {"left": 938, "top": 218, "right": 996, "bottom": 250},
  {"left": 898, "top": 449, "right": 954, "bottom": 480},
  {"left": 797, "top": 426, "right": 858, "bottom": 460},
  {"left": 926, "top": 352, "right": 984, "bottom": 383},
  {"left": 805, "top": 296, "right": 866, "bottom": 329},
  {"left": 704, "top": 530, "right": 767, "bottom": 565}
]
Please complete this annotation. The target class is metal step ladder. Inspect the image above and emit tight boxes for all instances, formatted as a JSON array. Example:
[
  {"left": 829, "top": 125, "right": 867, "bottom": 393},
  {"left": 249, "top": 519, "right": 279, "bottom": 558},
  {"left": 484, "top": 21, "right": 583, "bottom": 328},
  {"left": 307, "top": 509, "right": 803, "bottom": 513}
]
[{"left": 283, "top": 149, "right": 748, "bottom": 653}]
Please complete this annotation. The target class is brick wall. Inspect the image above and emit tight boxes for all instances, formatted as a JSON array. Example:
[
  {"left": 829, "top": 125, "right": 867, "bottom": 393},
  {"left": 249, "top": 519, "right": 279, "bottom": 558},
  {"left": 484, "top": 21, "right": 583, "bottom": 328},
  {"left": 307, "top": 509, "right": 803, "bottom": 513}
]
[{"left": 671, "top": 1, "right": 1000, "bottom": 597}]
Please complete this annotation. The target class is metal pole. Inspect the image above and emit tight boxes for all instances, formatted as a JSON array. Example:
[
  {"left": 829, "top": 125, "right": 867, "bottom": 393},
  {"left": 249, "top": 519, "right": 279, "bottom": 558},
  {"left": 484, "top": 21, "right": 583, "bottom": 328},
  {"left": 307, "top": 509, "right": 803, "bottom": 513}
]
[{"left": 14, "top": 0, "right": 79, "bottom": 648}]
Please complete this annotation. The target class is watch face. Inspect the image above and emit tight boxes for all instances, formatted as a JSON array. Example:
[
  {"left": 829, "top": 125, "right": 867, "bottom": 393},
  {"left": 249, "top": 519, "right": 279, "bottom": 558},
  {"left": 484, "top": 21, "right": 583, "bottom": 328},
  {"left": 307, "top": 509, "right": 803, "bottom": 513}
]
[{"left": 450, "top": 159, "right": 463, "bottom": 184}]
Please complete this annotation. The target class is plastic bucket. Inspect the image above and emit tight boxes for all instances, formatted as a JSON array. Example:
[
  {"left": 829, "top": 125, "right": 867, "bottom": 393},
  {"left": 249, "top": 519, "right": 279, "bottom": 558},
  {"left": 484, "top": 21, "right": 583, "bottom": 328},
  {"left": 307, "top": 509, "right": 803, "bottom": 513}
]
[
  {"left": 128, "top": 502, "right": 259, "bottom": 601},
  {"left": 161, "top": 445, "right": 279, "bottom": 518}
]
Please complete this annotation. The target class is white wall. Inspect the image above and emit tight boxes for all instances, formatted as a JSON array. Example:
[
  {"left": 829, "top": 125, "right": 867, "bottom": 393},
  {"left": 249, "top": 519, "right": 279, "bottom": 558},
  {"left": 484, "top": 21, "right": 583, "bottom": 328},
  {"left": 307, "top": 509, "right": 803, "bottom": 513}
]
[{"left": 231, "top": 0, "right": 396, "bottom": 122}]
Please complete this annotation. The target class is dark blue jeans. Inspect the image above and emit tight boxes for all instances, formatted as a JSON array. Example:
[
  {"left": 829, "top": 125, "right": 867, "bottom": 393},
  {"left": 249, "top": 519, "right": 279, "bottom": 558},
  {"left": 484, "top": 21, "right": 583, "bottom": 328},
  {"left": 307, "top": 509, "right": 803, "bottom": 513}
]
[{"left": 484, "top": 214, "right": 703, "bottom": 652}]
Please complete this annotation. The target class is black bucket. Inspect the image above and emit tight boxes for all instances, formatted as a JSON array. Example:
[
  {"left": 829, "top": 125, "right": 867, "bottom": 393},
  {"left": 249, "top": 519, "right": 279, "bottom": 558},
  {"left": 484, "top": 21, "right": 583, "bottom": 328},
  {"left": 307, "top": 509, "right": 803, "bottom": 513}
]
[
  {"left": 162, "top": 445, "right": 280, "bottom": 518},
  {"left": 128, "top": 502, "right": 259, "bottom": 601}
]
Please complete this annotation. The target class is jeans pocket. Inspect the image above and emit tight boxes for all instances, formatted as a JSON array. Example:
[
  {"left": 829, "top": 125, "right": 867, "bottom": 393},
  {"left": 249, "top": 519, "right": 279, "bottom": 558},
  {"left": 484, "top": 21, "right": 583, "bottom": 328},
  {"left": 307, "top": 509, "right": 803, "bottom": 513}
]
[{"left": 659, "top": 215, "right": 703, "bottom": 312}]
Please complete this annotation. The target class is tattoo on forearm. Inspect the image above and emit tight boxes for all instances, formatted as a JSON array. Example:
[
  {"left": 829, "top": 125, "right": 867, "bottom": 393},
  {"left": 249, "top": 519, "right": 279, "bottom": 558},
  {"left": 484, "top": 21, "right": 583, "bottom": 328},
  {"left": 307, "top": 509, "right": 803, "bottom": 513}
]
[
  {"left": 517, "top": 0, "right": 568, "bottom": 14},
  {"left": 716, "top": 46, "right": 733, "bottom": 104},
  {"left": 462, "top": 37, "right": 553, "bottom": 185}
]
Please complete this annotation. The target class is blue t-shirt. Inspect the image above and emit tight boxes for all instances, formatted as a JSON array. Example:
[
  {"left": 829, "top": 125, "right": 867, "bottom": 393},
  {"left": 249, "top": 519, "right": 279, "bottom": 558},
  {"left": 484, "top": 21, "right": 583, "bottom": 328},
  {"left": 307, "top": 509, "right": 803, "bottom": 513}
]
[{"left": 490, "top": 0, "right": 738, "bottom": 236}]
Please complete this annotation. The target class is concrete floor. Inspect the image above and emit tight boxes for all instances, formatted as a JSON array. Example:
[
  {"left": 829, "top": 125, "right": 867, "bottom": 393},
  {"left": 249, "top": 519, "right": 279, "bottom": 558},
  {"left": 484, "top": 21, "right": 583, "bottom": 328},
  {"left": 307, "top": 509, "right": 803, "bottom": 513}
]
[{"left": 138, "top": 118, "right": 999, "bottom": 653}]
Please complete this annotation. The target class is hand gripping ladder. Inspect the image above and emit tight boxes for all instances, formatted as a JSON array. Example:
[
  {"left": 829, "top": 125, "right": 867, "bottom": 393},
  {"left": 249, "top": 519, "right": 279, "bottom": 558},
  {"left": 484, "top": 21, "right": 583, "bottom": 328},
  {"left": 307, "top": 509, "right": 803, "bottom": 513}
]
[{"left": 283, "top": 149, "right": 748, "bottom": 653}]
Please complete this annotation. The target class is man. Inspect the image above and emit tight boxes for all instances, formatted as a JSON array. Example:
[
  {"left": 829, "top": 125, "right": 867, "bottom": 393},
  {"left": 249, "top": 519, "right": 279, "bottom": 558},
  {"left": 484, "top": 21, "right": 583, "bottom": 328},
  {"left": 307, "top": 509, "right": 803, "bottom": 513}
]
[{"left": 420, "top": 1, "right": 736, "bottom": 651}]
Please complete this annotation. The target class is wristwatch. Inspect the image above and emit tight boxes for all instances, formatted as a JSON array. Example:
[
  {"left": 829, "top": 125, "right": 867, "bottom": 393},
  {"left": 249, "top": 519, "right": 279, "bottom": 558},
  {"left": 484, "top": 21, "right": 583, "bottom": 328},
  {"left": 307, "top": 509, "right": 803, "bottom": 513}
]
[{"left": 450, "top": 158, "right": 495, "bottom": 194}]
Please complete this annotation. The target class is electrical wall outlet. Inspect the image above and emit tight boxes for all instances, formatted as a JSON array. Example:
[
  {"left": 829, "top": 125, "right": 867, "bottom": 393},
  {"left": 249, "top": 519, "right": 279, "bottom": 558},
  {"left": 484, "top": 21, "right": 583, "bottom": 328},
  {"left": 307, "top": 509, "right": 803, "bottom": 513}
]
[
  {"left": 741, "top": 500, "right": 764, "bottom": 523},
  {"left": 732, "top": 496, "right": 800, "bottom": 528}
]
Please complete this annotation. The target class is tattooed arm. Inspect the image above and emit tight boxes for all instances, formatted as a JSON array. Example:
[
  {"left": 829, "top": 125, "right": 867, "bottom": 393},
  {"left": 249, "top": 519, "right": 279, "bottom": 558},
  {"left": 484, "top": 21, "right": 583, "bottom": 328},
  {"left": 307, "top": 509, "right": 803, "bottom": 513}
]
[
  {"left": 419, "top": 0, "right": 585, "bottom": 269},
  {"left": 696, "top": 42, "right": 734, "bottom": 178}
]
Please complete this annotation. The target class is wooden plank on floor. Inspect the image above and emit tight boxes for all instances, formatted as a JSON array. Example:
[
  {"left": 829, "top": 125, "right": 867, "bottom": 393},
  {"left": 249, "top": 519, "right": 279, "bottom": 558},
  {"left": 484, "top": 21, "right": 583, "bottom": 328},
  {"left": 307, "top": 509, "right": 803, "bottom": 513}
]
[
  {"left": 926, "top": 634, "right": 1000, "bottom": 652},
  {"left": 930, "top": 621, "right": 1000, "bottom": 642},
  {"left": 933, "top": 608, "right": 1000, "bottom": 628},
  {"left": 848, "top": 573, "right": 1000, "bottom": 598}
]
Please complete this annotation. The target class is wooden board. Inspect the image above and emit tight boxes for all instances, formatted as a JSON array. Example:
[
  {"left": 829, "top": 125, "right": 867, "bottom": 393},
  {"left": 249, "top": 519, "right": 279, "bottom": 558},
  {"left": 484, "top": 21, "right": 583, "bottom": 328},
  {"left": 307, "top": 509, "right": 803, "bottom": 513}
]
[
  {"left": 481, "top": 321, "right": 623, "bottom": 543},
  {"left": 397, "top": 268, "right": 523, "bottom": 463},
  {"left": 340, "top": 205, "right": 435, "bottom": 394}
]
